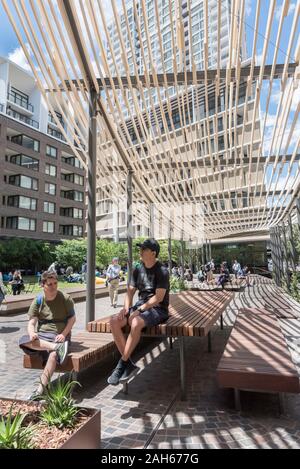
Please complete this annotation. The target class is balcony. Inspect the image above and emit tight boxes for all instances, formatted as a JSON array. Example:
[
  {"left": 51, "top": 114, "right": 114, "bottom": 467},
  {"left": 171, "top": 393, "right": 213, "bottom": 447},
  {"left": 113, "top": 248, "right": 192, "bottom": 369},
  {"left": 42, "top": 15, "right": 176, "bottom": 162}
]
[
  {"left": 48, "top": 112, "right": 65, "bottom": 129},
  {"left": 47, "top": 126, "right": 66, "bottom": 142},
  {"left": 6, "top": 107, "right": 39, "bottom": 129},
  {"left": 7, "top": 91, "right": 34, "bottom": 113}
]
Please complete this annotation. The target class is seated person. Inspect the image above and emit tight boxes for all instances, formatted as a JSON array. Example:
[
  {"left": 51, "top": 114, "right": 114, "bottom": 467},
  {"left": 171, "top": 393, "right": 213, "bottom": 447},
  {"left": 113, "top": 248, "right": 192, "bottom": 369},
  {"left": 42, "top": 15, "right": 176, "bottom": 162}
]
[
  {"left": 197, "top": 267, "right": 205, "bottom": 283},
  {"left": 107, "top": 238, "right": 169, "bottom": 385},
  {"left": 217, "top": 262, "right": 230, "bottom": 289},
  {"left": 10, "top": 270, "right": 24, "bottom": 295},
  {"left": 19, "top": 270, "right": 76, "bottom": 400}
]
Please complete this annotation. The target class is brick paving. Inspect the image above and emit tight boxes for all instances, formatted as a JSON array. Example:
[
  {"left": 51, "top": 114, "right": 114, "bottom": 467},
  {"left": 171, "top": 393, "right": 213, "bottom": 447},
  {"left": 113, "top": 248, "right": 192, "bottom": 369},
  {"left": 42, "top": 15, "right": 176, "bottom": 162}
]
[{"left": 1, "top": 281, "right": 300, "bottom": 449}]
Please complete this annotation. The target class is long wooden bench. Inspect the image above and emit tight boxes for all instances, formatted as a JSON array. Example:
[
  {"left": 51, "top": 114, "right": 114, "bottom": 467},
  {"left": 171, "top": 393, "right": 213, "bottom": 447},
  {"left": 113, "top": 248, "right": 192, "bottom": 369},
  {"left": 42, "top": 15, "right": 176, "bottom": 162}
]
[
  {"left": 88, "top": 291, "right": 234, "bottom": 399},
  {"left": 217, "top": 308, "right": 300, "bottom": 411},
  {"left": 23, "top": 331, "right": 116, "bottom": 375}
]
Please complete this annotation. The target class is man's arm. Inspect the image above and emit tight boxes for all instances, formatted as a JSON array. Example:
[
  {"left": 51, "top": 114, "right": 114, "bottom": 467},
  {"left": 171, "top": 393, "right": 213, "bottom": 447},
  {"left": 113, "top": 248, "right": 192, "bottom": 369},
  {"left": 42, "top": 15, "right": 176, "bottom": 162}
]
[
  {"left": 117, "top": 285, "right": 136, "bottom": 320},
  {"left": 132, "top": 288, "right": 166, "bottom": 316},
  {"left": 28, "top": 317, "right": 38, "bottom": 341},
  {"left": 56, "top": 316, "right": 76, "bottom": 343}
]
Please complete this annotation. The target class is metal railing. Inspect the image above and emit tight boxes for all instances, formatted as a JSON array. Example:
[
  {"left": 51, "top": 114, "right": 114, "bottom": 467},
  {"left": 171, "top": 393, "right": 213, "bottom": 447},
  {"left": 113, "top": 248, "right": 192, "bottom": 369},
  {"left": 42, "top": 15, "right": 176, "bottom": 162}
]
[
  {"left": 7, "top": 92, "right": 34, "bottom": 112},
  {"left": 6, "top": 107, "right": 39, "bottom": 129}
]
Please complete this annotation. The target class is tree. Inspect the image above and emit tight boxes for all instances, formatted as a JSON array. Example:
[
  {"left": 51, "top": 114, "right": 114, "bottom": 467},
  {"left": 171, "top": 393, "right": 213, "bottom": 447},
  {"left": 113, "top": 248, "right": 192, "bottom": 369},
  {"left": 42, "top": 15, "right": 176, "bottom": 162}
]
[{"left": 55, "top": 239, "right": 87, "bottom": 271}]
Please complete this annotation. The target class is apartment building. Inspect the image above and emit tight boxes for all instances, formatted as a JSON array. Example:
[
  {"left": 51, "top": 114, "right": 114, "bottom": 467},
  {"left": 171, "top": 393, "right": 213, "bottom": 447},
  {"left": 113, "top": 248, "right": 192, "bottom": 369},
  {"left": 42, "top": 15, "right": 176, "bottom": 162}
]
[
  {"left": 97, "top": 0, "right": 260, "bottom": 240},
  {"left": 0, "top": 57, "right": 86, "bottom": 241}
]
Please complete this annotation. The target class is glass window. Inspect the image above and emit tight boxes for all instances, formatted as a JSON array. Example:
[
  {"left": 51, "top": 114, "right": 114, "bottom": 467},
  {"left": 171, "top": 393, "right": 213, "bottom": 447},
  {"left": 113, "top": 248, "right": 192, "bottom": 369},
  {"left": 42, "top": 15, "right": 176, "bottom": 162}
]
[
  {"left": 73, "top": 225, "right": 83, "bottom": 237},
  {"left": 45, "top": 182, "right": 56, "bottom": 195},
  {"left": 6, "top": 216, "right": 35, "bottom": 231},
  {"left": 73, "top": 208, "right": 83, "bottom": 219},
  {"left": 11, "top": 134, "right": 39, "bottom": 152},
  {"left": 44, "top": 201, "right": 55, "bottom": 214},
  {"left": 10, "top": 154, "right": 39, "bottom": 171},
  {"left": 74, "top": 191, "right": 84, "bottom": 202},
  {"left": 43, "top": 221, "right": 55, "bottom": 233},
  {"left": 19, "top": 196, "right": 37, "bottom": 210},
  {"left": 45, "top": 163, "right": 57, "bottom": 177},
  {"left": 46, "top": 145, "right": 57, "bottom": 158}
]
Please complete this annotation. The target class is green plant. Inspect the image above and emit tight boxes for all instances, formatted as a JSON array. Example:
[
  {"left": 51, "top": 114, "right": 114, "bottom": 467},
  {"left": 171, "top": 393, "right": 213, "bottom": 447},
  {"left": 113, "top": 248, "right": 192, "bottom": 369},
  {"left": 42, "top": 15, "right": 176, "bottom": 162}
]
[
  {"left": 290, "top": 272, "right": 300, "bottom": 303},
  {"left": 170, "top": 276, "right": 187, "bottom": 292},
  {"left": 40, "top": 377, "right": 80, "bottom": 429},
  {"left": 0, "top": 406, "right": 35, "bottom": 449}
]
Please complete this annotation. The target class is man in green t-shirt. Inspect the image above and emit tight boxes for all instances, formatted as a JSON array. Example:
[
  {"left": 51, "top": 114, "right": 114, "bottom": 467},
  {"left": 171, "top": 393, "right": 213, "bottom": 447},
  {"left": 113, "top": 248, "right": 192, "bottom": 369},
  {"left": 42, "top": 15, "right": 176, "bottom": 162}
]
[{"left": 19, "top": 271, "right": 76, "bottom": 400}]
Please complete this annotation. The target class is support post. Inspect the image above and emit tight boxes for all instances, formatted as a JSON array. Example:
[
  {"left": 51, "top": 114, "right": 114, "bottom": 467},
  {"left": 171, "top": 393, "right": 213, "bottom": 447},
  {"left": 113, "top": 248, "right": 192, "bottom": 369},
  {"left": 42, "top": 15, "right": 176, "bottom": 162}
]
[
  {"left": 180, "top": 238, "right": 184, "bottom": 279},
  {"left": 288, "top": 215, "right": 297, "bottom": 271},
  {"left": 127, "top": 170, "right": 133, "bottom": 285},
  {"left": 168, "top": 220, "right": 172, "bottom": 276},
  {"left": 149, "top": 203, "right": 155, "bottom": 238},
  {"left": 209, "top": 239, "right": 212, "bottom": 260},
  {"left": 86, "top": 89, "right": 97, "bottom": 325},
  {"left": 179, "top": 337, "right": 186, "bottom": 400},
  {"left": 282, "top": 222, "right": 290, "bottom": 290},
  {"left": 296, "top": 199, "right": 300, "bottom": 229}
]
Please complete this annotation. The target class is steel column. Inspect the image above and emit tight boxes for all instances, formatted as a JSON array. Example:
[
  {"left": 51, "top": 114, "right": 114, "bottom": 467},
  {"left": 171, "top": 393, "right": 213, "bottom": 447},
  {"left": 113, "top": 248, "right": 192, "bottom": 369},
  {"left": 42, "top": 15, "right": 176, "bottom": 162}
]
[
  {"left": 86, "top": 89, "right": 97, "bottom": 325},
  {"left": 127, "top": 170, "right": 133, "bottom": 285}
]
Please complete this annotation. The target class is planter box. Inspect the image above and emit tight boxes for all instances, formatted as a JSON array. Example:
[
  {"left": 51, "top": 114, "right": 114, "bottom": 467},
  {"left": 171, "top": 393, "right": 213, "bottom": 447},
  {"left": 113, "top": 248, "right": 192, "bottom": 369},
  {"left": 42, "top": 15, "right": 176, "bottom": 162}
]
[{"left": 0, "top": 398, "right": 101, "bottom": 449}]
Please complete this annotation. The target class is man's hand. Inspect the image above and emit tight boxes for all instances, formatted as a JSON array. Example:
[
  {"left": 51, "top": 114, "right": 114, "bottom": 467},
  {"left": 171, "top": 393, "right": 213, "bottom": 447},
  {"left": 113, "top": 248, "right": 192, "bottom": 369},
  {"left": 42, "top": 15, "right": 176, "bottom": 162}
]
[
  {"left": 117, "top": 307, "right": 129, "bottom": 321},
  {"left": 29, "top": 332, "right": 38, "bottom": 342},
  {"left": 55, "top": 334, "right": 66, "bottom": 343}
]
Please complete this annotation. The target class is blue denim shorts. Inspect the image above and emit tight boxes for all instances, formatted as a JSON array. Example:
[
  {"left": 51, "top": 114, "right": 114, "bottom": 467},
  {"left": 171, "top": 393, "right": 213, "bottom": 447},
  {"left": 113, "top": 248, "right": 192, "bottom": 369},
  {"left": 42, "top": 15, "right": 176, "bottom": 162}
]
[{"left": 129, "top": 301, "right": 169, "bottom": 328}]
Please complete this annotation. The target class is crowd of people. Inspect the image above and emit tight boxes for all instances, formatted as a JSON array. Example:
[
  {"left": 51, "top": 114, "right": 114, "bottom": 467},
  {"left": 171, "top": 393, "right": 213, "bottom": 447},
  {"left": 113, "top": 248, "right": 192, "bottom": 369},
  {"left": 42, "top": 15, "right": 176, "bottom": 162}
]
[{"left": 196, "top": 259, "right": 250, "bottom": 288}]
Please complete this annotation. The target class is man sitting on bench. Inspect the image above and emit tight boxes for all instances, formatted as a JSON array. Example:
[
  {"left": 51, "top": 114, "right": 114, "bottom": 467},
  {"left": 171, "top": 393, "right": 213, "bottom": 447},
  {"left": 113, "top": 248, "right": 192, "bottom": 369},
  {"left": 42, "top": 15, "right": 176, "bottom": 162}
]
[
  {"left": 19, "top": 270, "right": 76, "bottom": 400},
  {"left": 107, "top": 238, "right": 170, "bottom": 386}
]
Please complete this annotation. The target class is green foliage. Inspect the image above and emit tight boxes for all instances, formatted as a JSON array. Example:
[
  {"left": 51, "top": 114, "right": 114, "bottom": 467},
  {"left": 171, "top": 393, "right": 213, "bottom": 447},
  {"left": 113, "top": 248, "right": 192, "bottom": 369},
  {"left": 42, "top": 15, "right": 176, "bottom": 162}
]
[
  {"left": 0, "top": 406, "right": 35, "bottom": 449},
  {"left": 290, "top": 272, "right": 300, "bottom": 303},
  {"left": 40, "top": 377, "right": 80, "bottom": 429},
  {"left": 0, "top": 239, "right": 55, "bottom": 271},
  {"left": 170, "top": 276, "right": 187, "bottom": 292},
  {"left": 55, "top": 239, "right": 87, "bottom": 271}
]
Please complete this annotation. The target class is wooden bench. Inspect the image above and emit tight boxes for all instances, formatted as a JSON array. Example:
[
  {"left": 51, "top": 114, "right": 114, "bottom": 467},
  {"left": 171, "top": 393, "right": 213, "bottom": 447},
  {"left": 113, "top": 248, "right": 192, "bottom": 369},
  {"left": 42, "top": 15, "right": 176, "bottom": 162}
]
[
  {"left": 217, "top": 308, "right": 300, "bottom": 411},
  {"left": 23, "top": 331, "right": 116, "bottom": 376},
  {"left": 88, "top": 291, "right": 234, "bottom": 399}
]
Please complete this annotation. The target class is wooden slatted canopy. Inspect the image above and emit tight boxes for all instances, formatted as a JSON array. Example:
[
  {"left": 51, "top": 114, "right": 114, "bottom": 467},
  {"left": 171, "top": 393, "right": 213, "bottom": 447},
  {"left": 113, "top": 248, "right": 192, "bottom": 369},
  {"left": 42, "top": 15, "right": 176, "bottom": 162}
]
[{"left": 2, "top": 0, "right": 300, "bottom": 240}]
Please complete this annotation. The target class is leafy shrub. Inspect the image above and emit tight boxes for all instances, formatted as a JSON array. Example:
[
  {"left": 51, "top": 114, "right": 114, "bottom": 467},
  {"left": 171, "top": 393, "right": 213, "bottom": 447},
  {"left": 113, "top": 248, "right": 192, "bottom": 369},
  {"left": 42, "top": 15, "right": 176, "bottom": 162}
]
[
  {"left": 170, "top": 276, "right": 187, "bottom": 292},
  {"left": 40, "top": 377, "right": 80, "bottom": 429},
  {"left": 0, "top": 406, "right": 35, "bottom": 449}
]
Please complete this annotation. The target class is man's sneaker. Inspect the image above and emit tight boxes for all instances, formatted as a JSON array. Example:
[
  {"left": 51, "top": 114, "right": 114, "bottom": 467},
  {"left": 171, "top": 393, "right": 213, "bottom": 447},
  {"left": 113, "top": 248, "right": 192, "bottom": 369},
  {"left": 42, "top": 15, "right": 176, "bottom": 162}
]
[
  {"left": 55, "top": 341, "right": 69, "bottom": 365},
  {"left": 119, "top": 361, "right": 140, "bottom": 383},
  {"left": 107, "top": 359, "right": 127, "bottom": 385}
]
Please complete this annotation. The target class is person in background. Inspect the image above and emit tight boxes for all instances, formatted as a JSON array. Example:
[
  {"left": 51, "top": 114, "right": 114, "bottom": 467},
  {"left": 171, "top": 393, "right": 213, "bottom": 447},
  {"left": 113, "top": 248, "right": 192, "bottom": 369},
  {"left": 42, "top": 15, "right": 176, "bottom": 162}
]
[
  {"left": 10, "top": 270, "right": 24, "bottom": 295},
  {"left": 232, "top": 259, "right": 241, "bottom": 279},
  {"left": 0, "top": 271, "right": 6, "bottom": 306},
  {"left": 48, "top": 261, "right": 58, "bottom": 273},
  {"left": 81, "top": 259, "right": 87, "bottom": 283},
  {"left": 106, "top": 257, "right": 121, "bottom": 308},
  {"left": 18, "top": 271, "right": 76, "bottom": 400}
]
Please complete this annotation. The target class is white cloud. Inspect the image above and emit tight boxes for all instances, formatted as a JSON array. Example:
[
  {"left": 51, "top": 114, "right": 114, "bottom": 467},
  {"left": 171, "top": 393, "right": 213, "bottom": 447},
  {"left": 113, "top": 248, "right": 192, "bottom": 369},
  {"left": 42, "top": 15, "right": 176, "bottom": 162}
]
[
  {"left": 8, "top": 45, "right": 31, "bottom": 72},
  {"left": 275, "top": 1, "right": 296, "bottom": 21}
]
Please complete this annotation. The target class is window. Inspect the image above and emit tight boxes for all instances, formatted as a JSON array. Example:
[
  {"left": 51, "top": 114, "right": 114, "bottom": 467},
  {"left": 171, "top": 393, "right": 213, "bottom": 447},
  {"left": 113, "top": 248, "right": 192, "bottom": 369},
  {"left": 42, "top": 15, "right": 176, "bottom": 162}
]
[
  {"left": 45, "top": 163, "right": 57, "bottom": 177},
  {"left": 11, "top": 134, "right": 40, "bottom": 152},
  {"left": 73, "top": 225, "right": 83, "bottom": 237},
  {"left": 9, "top": 175, "right": 38, "bottom": 190},
  {"left": 44, "top": 201, "right": 55, "bottom": 214},
  {"left": 6, "top": 216, "right": 36, "bottom": 231},
  {"left": 45, "top": 182, "right": 56, "bottom": 195},
  {"left": 43, "top": 221, "right": 55, "bottom": 233},
  {"left": 60, "top": 207, "right": 83, "bottom": 219},
  {"left": 46, "top": 145, "right": 57, "bottom": 159},
  {"left": 10, "top": 154, "right": 39, "bottom": 171},
  {"left": 73, "top": 208, "right": 83, "bottom": 219},
  {"left": 7, "top": 195, "right": 37, "bottom": 211}
]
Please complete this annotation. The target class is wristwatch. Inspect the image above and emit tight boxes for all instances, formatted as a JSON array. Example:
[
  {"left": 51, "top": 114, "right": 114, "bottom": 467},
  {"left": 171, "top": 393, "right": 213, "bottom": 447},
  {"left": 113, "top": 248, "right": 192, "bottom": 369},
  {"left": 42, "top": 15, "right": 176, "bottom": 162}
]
[{"left": 137, "top": 306, "right": 144, "bottom": 313}]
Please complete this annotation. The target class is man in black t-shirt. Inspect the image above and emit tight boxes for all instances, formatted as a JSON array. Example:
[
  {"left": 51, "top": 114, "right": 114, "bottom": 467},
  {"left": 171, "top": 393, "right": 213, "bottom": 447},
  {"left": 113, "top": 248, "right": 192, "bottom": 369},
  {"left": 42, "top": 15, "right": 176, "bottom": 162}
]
[{"left": 107, "top": 238, "right": 170, "bottom": 386}]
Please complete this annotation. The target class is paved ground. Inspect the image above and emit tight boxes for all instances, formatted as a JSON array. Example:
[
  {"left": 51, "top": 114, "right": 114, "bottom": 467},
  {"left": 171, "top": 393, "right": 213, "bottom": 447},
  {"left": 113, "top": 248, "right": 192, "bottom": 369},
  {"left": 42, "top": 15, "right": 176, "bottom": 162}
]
[{"left": 1, "top": 280, "right": 300, "bottom": 449}]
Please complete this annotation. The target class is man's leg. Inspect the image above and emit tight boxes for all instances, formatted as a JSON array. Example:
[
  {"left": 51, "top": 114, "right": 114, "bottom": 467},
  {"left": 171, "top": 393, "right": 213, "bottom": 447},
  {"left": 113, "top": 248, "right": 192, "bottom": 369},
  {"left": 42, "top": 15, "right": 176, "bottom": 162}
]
[
  {"left": 22, "top": 338, "right": 57, "bottom": 353},
  {"left": 109, "top": 315, "right": 128, "bottom": 355},
  {"left": 109, "top": 283, "right": 114, "bottom": 306},
  {"left": 122, "top": 316, "right": 145, "bottom": 362},
  {"left": 112, "top": 280, "right": 119, "bottom": 306},
  {"left": 37, "top": 351, "right": 57, "bottom": 393}
]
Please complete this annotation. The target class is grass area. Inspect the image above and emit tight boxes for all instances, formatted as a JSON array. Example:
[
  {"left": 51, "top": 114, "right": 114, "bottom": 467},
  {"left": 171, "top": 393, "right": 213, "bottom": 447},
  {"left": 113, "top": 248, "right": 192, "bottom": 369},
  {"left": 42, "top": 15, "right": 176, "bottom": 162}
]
[{"left": 5, "top": 276, "right": 87, "bottom": 296}]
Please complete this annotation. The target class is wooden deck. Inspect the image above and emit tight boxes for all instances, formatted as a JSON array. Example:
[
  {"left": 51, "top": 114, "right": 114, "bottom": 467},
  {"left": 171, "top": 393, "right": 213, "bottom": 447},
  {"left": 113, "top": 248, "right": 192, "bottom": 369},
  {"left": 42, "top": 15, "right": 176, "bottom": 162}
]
[{"left": 217, "top": 308, "right": 300, "bottom": 409}]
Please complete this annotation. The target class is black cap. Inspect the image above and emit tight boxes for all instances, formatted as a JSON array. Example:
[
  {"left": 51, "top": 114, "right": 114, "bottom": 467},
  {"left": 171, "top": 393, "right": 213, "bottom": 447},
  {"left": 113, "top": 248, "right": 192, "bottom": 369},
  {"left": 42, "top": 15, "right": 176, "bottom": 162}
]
[{"left": 136, "top": 238, "right": 160, "bottom": 256}]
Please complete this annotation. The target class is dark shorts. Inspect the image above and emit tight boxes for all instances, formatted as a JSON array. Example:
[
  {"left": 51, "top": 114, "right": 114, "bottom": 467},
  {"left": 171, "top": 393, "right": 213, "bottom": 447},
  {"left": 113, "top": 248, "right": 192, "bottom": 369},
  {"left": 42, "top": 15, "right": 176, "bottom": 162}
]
[
  {"left": 129, "top": 301, "right": 169, "bottom": 328},
  {"left": 19, "top": 332, "right": 70, "bottom": 366}
]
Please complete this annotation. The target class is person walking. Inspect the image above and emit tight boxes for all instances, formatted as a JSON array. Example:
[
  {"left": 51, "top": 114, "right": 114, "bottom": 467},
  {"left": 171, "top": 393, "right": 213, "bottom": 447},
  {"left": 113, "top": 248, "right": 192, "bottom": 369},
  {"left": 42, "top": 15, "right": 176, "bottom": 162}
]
[{"left": 106, "top": 257, "right": 121, "bottom": 308}]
